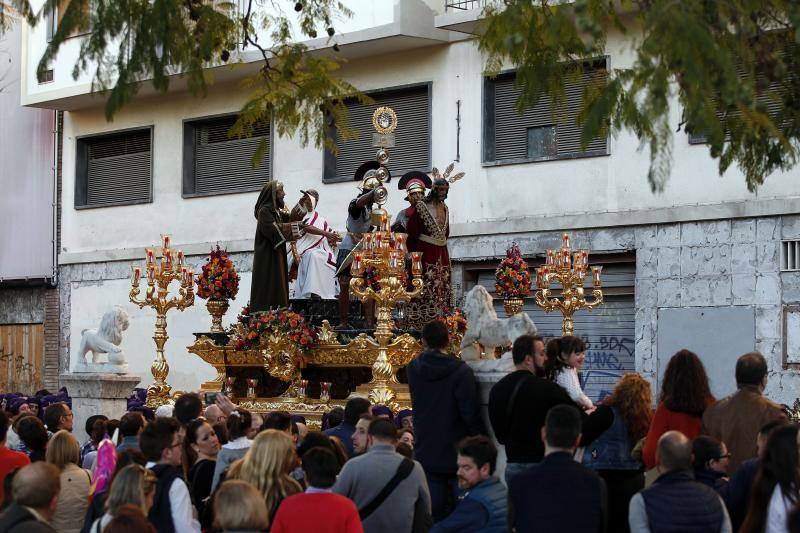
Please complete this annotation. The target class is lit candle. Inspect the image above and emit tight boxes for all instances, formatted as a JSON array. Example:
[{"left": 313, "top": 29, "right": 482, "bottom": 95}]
[
  {"left": 411, "top": 252, "right": 423, "bottom": 276},
  {"left": 364, "top": 233, "right": 373, "bottom": 251},
  {"left": 381, "top": 232, "right": 390, "bottom": 250},
  {"left": 187, "top": 269, "right": 194, "bottom": 286},
  {"left": 375, "top": 232, "right": 383, "bottom": 250},
  {"left": 562, "top": 233, "right": 570, "bottom": 250},
  {"left": 131, "top": 266, "right": 141, "bottom": 285},
  {"left": 352, "top": 253, "right": 363, "bottom": 275},
  {"left": 395, "top": 234, "right": 406, "bottom": 252},
  {"left": 535, "top": 267, "right": 544, "bottom": 288},
  {"left": 592, "top": 265, "right": 603, "bottom": 287},
  {"left": 181, "top": 267, "right": 188, "bottom": 284},
  {"left": 146, "top": 248, "right": 155, "bottom": 265},
  {"left": 177, "top": 250, "right": 184, "bottom": 267},
  {"left": 320, "top": 381, "right": 332, "bottom": 402},
  {"left": 581, "top": 250, "right": 588, "bottom": 265},
  {"left": 162, "top": 234, "right": 170, "bottom": 250},
  {"left": 389, "top": 251, "right": 399, "bottom": 270},
  {"left": 298, "top": 379, "right": 309, "bottom": 398},
  {"left": 546, "top": 249, "right": 555, "bottom": 265},
  {"left": 563, "top": 249, "right": 571, "bottom": 269},
  {"left": 147, "top": 265, "right": 155, "bottom": 282},
  {"left": 380, "top": 213, "right": 389, "bottom": 232},
  {"left": 164, "top": 248, "right": 172, "bottom": 271}
]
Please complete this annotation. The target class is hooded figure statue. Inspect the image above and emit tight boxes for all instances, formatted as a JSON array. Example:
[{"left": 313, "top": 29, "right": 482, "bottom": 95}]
[{"left": 250, "top": 180, "right": 302, "bottom": 311}]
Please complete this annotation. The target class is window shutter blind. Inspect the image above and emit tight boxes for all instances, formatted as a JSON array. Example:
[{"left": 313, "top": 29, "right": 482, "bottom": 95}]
[
  {"left": 85, "top": 129, "right": 151, "bottom": 207},
  {"left": 490, "top": 62, "right": 608, "bottom": 162},
  {"left": 193, "top": 116, "right": 270, "bottom": 194},
  {"left": 328, "top": 85, "right": 430, "bottom": 182}
]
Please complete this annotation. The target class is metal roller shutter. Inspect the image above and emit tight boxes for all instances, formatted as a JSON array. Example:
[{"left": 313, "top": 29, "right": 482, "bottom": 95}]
[
  {"left": 326, "top": 84, "right": 431, "bottom": 182},
  {"left": 85, "top": 129, "right": 152, "bottom": 207},
  {"left": 475, "top": 262, "right": 635, "bottom": 403},
  {"left": 193, "top": 116, "right": 270, "bottom": 194},
  {"left": 488, "top": 61, "right": 608, "bottom": 162}
]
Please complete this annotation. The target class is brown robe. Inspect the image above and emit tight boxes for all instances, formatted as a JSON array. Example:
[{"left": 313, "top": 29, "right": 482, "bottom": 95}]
[{"left": 250, "top": 181, "right": 291, "bottom": 312}]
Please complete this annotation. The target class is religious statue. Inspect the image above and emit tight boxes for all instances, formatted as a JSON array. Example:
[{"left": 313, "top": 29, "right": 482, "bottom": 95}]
[
  {"left": 250, "top": 180, "right": 305, "bottom": 312},
  {"left": 75, "top": 306, "right": 130, "bottom": 373},
  {"left": 335, "top": 160, "right": 389, "bottom": 329},
  {"left": 392, "top": 171, "right": 431, "bottom": 233},
  {"left": 286, "top": 189, "right": 340, "bottom": 300},
  {"left": 403, "top": 164, "right": 464, "bottom": 328}
]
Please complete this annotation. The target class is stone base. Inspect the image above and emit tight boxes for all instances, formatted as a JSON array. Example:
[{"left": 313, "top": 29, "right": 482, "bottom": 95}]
[{"left": 59, "top": 372, "right": 141, "bottom": 444}]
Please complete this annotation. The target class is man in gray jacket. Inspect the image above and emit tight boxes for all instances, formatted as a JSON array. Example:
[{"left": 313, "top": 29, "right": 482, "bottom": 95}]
[{"left": 334, "top": 418, "right": 431, "bottom": 532}]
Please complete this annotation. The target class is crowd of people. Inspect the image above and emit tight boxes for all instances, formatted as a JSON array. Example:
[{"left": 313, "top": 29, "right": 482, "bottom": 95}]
[{"left": 0, "top": 319, "right": 798, "bottom": 532}]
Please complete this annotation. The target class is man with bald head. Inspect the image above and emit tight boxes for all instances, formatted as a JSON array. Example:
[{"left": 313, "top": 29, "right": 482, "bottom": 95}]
[
  {"left": 0, "top": 462, "right": 61, "bottom": 532},
  {"left": 629, "top": 431, "right": 732, "bottom": 532}
]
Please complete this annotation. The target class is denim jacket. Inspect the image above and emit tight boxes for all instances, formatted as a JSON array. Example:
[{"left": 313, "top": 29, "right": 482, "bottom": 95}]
[{"left": 582, "top": 407, "right": 642, "bottom": 470}]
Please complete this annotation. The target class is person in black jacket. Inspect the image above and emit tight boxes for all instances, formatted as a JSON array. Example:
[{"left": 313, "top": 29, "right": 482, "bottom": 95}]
[
  {"left": 489, "top": 334, "right": 614, "bottom": 485},
  {"left": 509, "top": 404, "right": 607, "bottom": 533},
  {"left": 407, "top": 320, "right": 486, "bottom": 522}
]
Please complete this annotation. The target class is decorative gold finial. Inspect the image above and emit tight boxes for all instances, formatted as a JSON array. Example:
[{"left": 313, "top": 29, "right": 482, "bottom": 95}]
[{"left": 372, "top": 106, "right": 398, "bottom": 135}]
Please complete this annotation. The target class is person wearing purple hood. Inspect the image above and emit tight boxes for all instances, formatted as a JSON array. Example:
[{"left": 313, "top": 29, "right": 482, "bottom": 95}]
[
  {"left": 395, "top": 409, "right": 413, "bottom": 430},
  {"left": 371, "top": 405, "right": 393, "bottom": 420}
]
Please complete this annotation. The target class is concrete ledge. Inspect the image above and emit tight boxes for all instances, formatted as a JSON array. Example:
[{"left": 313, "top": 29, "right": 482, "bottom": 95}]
[{"left": 60, "top": 372, "right": 141, "bottom": 444}]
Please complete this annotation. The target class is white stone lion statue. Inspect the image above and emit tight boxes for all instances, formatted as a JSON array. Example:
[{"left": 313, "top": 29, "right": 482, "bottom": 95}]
[
  {"left": 75, "top": 306, "right": 130, "bottom": 372},
  {"left": 460, "top": 285, "right": 537, "bottom": 368}
]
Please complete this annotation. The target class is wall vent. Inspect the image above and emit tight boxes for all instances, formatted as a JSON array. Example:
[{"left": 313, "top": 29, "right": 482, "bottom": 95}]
[{"left": 781, "top": 240, "right": 800, "bottom": 271}]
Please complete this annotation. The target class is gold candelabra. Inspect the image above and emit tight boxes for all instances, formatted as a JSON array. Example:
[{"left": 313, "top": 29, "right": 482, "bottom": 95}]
[
  {"left": 534, "top": 233, "right": 603, "bottom": 336},
  {"left": 130, "top": 234, "right": 195, "bottom": 407},
  {"left": 348, "top": 105, "right": 424, "bottom": 408}
]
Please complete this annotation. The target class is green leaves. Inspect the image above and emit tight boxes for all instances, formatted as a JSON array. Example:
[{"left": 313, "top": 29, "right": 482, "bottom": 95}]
[{"left": 478, "top": 0, "right": 800, "bottom": 191}]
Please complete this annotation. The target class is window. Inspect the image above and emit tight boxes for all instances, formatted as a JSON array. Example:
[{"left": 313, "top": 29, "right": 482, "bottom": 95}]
[
  {"left": 75, "top": 128, "right": 152, "bottom": 209},
  {"left": 483, "top": 60, "right": 609, "bottom": 165},
  {"left": 46, "top": 0, "right": 91, "bottom": 42},
  {"left": 323, "top": 83, "right": 431, "bottom": 183},
  {"left": 781, "top": 240, "right": 800, "bottom": 271},
  {"left": 182, "top": 115, "right": 271, "bottom": 197}
]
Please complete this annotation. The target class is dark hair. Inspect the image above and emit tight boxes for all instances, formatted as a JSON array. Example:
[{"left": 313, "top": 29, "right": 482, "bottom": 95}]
[
  {"left": 226, "top": 409, "right": 252, "bottom": 440},
  {"left": 17, "top": 415, "right": 48, "bottom": 452},
  {"left": 34, "top": 389, "right": 51, "bottom": 398},
  {"left": 174, "top": 393, "right": 203, "bottom": 426},
  {"left": 457, "top": 435, "right": 497, "bottom": 474},
  {"left": 262, "top": 411, "right": 292, "bottom": 432},
  {"left": 741, "top": 425, "right": 800, "bottom": 533},
  {"left": 297, "top": 432, "right": 334, "bottom": 459},
  {"left": 692, "top": 436, "right": 725, "bottom": 470},
  {"left": 422, "top": 320, "right": 449, "bottom": 350},
  {"left": 371, "top": 405, "right": 393, "bottom": 419},
  {"left": 0, "top": 467, "right": 17, "bottom": 511},
  {"left": 301, "top": 447, "right": 339, "bottom": 489},
  {"left": 544, "top": 336, "right": 586, "bottom": 380},
  {"left": 660, "top": 349, "right": 713, "bottom": 416},
  {"left": 139, "top": 417, "right": 180, "bottom": 462},
  {"left": 736, "top": 352, "right": 768, "bottom": 387},
  {"left": 544, "top": 404, "right": 582, "bottom": 449},
  {"left": 182, "top": 418, "right": 210, "bottom": 477},
  {"left": 104, "top": 504, "right": 156, "bottom": 533},
  {"left": 85, "top": 415, "right": 108, "bottom": 436},
  {"left": 0, "top": 409, "right": 9, "bottom": 442},
  {"left": 90, "top": 418, "right": 108, "bottom": 446},
  {"left": 43, "top": 402, "right": 69, "bottom": 432},
  {"left": 396, "top": 442, "right": 414, "bottom": 459},
  {"left": 512, "top": 334, "right": 544, "bottom": 365},
  {"left": 120, "top": 412, "right": 145, "bottom": 438},
  {"left": 760, "top": 419, "right": 786, "bottom": 437},
  {"left": 324, "top": 407, "right": 345, "bottom": 429},
  {"left": 343, "top": 398, "right": 371, "bottom": 426},
  {"left": 213, "top": 422, "right": 229, "bottom": 445},
  {"left": 368, "top": 419, "right": 398, "bottom": 441}
]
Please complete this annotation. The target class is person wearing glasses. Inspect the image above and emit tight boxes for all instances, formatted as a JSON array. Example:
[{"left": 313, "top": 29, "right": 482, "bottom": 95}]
[
  {"left": 140, "top": 418, "right": 201, "bottom": 533},
  {"left": 692, "top": 436, "right": 730, "bottom": 493},
  {"left": 43, "top": 403, "right": 73, "bottom": 434}
]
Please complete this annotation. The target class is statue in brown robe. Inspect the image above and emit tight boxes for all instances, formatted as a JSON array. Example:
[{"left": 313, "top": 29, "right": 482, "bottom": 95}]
[{"left": 250, "top": 181, "right": 304, "bottom": 312}]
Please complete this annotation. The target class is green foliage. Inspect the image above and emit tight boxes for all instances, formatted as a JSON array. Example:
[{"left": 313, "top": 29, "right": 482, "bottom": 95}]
[
  {"left": 7, "top": 0, "right": 366, "bottom": 160},
  {"left": 478, "top": 0, "right": 800, "bottom": 191}
]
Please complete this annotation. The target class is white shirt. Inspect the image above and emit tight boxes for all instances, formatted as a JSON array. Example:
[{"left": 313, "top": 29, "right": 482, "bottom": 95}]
[
  {"left": 766, "top": 485, "right": 793, "bottom": 533},
  {"left": 145, "top": 461, "right": 201, "bottom": 533},
  {"left": 555, "top": 366, "right": 593, "bottom": 410}
]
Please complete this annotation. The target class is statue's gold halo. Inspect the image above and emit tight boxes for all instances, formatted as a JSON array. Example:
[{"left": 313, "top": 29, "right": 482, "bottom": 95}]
[{"left": 372, "top": 106, "right": 398, "bottom": 135}]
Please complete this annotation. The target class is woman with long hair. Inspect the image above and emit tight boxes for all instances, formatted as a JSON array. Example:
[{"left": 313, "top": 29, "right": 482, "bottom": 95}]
[
  {"left": 183, "top": 418, "right": 220, "bottom": 529},
  {"left": 227, "top": 429, "right": 302, "bottom": 526},
  {"left": 583, "top": 373, "right": 653, "bottom": 533},
  {"left": 545, "top": 336, "right": 594, "bottom": 411},
  {"left": 46, "top": 430, "right": 92, "bottom": 533},
  {"left": 741, "top": 425, "right": 799, "bottom": 533},
  {"left": 211, "top": 408, "right": 253, "bottom": 492},
  {"left": 89, "top": 464, "right": 157, "bottom": 533},
  {"left": 642, "top": 349, "right": 714, "bottom": 469}
]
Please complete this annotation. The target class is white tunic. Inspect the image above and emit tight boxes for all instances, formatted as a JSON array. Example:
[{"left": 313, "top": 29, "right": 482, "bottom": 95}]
[{"left": 288, "top": 210, "right": 338, "bottom": 299}]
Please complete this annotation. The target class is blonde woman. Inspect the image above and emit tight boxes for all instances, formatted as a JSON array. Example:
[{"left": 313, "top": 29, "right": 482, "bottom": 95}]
[
  {"left": 227, "top": 429, "right": 302, "bottom": 525},
  {"left": 213, "top": 480, "right": 269, "bottom": 532},
  {"left": 46, "top": 429, "right": 92, "bottom": 533},
  {"left": 90, "top": 464, "right": 157, "bottom": 533}
]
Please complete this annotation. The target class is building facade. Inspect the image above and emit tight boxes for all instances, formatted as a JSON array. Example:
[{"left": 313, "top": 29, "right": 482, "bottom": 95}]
[{"left": 18, "top": 0, "right": 800, "bottom": 402}]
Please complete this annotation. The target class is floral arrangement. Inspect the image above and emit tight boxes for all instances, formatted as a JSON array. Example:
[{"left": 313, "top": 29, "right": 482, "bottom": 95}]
[
  {"left": 196, "top": 245, "right": 240, "bottom": 300},
  {"left": 231, "top": 305, "right": 318, "bottom": 354},
  {"left": 439, "top": 308, "right": 468, "bottom": 335},
  {"left": 364, "top": 266, "right": 407, "bottom": 292},
  {"left": 495, "top": 243, "right": 531, "bottom": 298}
]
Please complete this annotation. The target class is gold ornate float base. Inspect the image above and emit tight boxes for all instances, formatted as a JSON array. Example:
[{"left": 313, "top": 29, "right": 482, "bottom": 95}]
[{"left": 187, "top": 320, "right": 421, "bottom": 420}]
